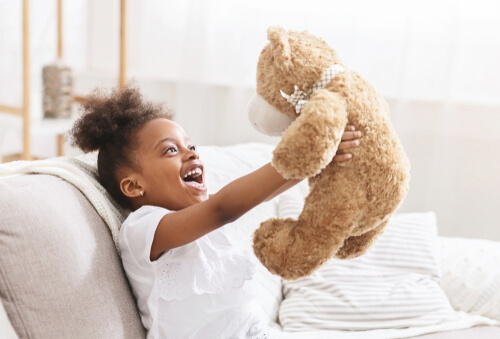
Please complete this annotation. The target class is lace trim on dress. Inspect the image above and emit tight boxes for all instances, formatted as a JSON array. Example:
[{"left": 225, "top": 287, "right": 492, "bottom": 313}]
[{"left": 158, "top": 251, "right": 256, "bottom": 301}]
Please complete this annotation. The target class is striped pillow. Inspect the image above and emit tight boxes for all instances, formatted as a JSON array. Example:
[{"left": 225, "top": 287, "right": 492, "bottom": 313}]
[{"left": 278, "top": 201, "right": 459, "bottom": 331}]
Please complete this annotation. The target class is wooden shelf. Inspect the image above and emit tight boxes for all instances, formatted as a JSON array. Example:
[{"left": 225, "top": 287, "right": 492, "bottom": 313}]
[{"left": 0, "top": 0, "right": 128, "bottom": 160}]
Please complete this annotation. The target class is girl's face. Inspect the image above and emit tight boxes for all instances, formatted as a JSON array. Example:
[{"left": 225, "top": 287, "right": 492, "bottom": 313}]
[{"left": 126, "top": 118, "right": 209, "bottom": 211}]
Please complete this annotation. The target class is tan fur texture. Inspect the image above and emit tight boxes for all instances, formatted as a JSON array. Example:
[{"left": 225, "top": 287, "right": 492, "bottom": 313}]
[{"left": 252, "top": 27, "right": 411, "bottom": 280}]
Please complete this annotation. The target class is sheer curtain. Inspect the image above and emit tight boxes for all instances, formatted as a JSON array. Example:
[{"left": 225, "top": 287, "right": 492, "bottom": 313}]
[{"left": 1, "top": 0, "right": 499, "bottom": 239}]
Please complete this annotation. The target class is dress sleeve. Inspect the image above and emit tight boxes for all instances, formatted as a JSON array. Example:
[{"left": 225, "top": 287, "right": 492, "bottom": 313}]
[{"left": 119, "top": 205, "right": 171, "bottom": 270}]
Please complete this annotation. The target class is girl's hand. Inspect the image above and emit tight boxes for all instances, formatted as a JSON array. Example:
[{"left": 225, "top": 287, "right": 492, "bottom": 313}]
[{"left": 333, "top": 125, "right": 362, "bottom": 162}]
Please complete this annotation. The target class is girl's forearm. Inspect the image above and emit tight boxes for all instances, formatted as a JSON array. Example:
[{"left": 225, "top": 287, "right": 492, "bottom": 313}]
[
  {"left": 264, "top": 178, "right": 304, "bottom": 202},
  {"left": 212, "top": 162, "right": 288, "bottom": 224},
  {"left": 150, "top": 163, "right": 295, "bottom": 260}
]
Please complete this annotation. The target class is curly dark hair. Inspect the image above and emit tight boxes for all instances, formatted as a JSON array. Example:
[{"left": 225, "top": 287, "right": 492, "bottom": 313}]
[{"left": 70, "top": 86, "right": 174, "bottom": 209}]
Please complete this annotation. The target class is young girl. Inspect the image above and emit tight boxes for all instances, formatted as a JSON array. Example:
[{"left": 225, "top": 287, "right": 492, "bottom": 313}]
[{"left": 70, "top": 87, "right": 361, "bottom": 339}]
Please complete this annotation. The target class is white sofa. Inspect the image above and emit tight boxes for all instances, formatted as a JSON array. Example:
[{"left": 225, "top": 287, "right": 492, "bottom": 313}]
[{"left": 0, "top": 143, "right": 499, "bottom": 339}]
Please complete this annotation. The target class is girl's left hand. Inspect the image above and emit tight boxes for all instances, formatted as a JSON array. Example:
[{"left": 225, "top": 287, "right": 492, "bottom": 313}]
[{"left": 333, "top": 125, "right": 362, "bottom": 162}]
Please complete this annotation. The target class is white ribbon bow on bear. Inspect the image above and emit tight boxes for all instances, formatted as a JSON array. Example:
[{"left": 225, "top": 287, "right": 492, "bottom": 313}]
[{"left": 280, "top": 64, "right": 345, "bottom": 115}]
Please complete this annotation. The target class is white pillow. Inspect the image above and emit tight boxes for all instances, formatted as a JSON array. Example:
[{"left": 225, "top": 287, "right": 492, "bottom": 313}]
[
  {"left": 198, "top": 143, "right": 283, "bottom": 325},
  {"left": 279, "top": 208, "right": 460, "bottom": 331},
  {"left": 439, "top": 236, "right": 500, "bottom": 321}
]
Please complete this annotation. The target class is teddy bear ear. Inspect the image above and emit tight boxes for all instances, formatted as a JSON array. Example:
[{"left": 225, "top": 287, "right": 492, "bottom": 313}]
[{"left": 267, "top": 26, "right": 293, "bottom": 73}]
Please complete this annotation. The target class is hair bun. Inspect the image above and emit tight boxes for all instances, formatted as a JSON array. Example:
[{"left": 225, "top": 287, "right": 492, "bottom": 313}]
[{"left": 70, "top": 86, "right": 161, "bottom": 152}]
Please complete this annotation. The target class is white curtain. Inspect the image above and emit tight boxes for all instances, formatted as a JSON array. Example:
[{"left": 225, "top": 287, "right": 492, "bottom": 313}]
[{"left": 1, "top": 0, "right": 499, "bottom": 240}]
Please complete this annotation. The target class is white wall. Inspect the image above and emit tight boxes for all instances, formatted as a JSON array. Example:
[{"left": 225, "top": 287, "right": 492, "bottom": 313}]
[
  {"left": 1, "top": 0, "right": 499, "bottom": 241},
  {"left": 388, "top": 100, "right": 500, "bottom": 241}
]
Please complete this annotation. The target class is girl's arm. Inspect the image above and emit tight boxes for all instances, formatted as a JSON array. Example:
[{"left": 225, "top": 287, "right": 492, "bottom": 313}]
[
  {"left": 263, "top": 178, "right": 303, "bottom": 202},
  {"left": 150, "top": 162, "right": 289, "bottom": 260}
]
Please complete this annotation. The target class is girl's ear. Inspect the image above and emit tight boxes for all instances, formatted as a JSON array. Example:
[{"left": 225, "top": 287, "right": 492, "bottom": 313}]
[
  {"left": 267, "top": 26, "right": 292, "bottom": 73},
  {"left": 120, "top": 176, "right": 142, "bottom": 198}
]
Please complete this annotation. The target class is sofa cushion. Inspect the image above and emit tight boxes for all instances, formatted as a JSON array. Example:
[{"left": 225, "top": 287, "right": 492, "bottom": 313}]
[
  {"left": 0, "top": 175, "right": 145, "bottom": 338},
  {"left": 279, "top": 211, "right": 459, "bottom": 331}
]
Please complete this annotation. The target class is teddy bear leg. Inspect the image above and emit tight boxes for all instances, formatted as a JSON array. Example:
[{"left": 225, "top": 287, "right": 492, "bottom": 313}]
[
  {"left": 334, "top": 219, "right": 389, "bottom": 260},
  {"left": 253, "top": 217, "right": 345, "bottom": 280}
]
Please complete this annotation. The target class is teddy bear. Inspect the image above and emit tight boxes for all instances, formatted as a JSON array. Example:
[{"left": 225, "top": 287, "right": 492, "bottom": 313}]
[{"left": 247, "top": 27, "right": 411, "bottom": 280}]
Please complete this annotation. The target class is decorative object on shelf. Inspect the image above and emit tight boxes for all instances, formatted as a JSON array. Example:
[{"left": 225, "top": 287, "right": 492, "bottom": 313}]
[{"left": 42, "top": 60, "right": 73, "bottom": 119}]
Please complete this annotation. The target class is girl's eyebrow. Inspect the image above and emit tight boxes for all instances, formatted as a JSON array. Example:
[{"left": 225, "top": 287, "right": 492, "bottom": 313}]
[
  {"left": 154, "top": 137, "right": 176, "bottom": 150},
  {"left": 154, "top": 137, "right": 192, "bottom": 150}
]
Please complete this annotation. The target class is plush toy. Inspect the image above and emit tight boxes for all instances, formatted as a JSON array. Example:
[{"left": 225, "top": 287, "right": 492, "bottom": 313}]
[{"left": 247, "top": 27, "right": 411, "bottom": 280}]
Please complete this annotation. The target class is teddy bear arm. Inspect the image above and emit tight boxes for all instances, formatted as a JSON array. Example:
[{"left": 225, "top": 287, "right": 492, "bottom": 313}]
[{"left": 272, "top": 89, "right": 348, "bottom": 179}]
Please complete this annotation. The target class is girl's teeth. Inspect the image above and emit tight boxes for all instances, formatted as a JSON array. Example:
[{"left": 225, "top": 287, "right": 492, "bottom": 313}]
[{"left": 183, "top": 168, "right": 202, "bottom": 179}]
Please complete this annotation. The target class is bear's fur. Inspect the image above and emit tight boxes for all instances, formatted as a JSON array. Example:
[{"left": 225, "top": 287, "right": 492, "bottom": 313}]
[{"left": 248, "top": 27, "right": 411, "bottom": 280}]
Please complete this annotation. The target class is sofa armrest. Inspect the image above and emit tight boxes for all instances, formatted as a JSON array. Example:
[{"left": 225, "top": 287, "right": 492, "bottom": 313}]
[
  {"left": 439, "top": 236, "right": 500, "bottom": 321},
  {"left": 0, "top": 300, "right": 18, "bottom": 339}
]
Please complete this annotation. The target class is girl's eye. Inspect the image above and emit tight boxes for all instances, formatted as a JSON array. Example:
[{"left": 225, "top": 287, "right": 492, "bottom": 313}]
[
  {"left": 164, "top": 146, "right": 177, "bottom": 154},
  {"left": 189, "top": 145, "right": 197, "bottom": 151}
]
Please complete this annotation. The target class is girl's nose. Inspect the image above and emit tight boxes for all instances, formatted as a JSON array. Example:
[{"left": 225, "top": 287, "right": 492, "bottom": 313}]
[{"left": 184, "top": 147, "right": 199, "bottom": 160}]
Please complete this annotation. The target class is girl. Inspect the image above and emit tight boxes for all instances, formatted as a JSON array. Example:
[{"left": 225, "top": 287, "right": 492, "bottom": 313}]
[{"left": 70, "top": 87, "right": 362, "bottom": 339}]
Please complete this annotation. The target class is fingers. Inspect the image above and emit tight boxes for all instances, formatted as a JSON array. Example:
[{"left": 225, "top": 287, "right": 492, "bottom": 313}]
[
  {"left": 333, "top": 153, "right": 352, "bottom": 162},
  {"left": 334, "top": 125, "right": 362, "bottom": 162},
  {"left": 342, "top": 125, "right": 362, "bottom": 141},
  {"left": 338, "top": 139, "right": 360, "bottom": 150},
  {"left": 341, "top": 131, "right": 362, "bottom": 140}
]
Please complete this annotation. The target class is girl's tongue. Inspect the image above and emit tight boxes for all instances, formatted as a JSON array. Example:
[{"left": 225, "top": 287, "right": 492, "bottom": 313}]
[
  {"left": 182, "top": 168, "right": 206, "bottom": 190},
  {"left": 184, "top": 180, "right": 206, "bottom": 190}
]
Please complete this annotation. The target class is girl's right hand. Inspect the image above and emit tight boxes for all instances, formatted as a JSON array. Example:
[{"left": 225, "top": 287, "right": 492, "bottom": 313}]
[{"left": 333, "top": 125, "right": 362, "bottom": 162}]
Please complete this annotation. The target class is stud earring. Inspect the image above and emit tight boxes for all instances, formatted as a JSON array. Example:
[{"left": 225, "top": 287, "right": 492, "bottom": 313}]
[{"left": 139, "top": 191, "right": 144, "bottom": 197}]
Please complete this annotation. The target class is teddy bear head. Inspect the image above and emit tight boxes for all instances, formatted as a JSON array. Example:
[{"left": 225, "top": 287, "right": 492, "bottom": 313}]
[{"left": 248, "top": 27, "right": 344, "bottom": 136}]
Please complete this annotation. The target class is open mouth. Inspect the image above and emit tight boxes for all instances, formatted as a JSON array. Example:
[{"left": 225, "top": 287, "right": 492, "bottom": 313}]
[{"left": 182, "top": 166, "right": 206, "bottom": 190}]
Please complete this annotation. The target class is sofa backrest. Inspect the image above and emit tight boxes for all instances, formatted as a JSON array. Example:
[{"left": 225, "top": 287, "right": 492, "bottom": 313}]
[{"left": 0, "top": 174, "right": 146, "bottom": 338}]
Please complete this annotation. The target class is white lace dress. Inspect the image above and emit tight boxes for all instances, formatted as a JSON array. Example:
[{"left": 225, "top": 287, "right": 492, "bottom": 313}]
[{"left": 119, "top": 205, "right": 270, "bottom": 339}]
